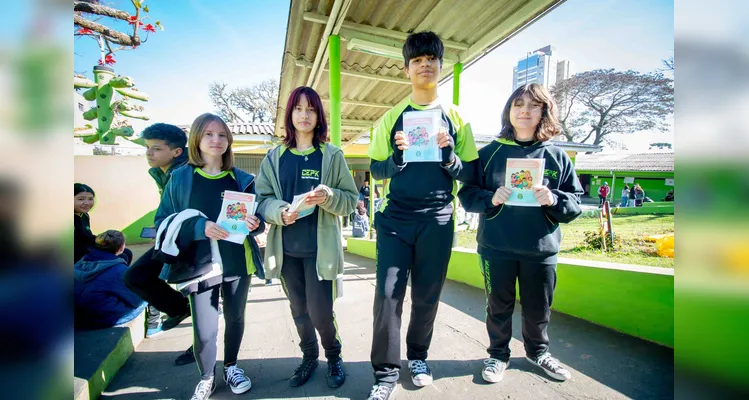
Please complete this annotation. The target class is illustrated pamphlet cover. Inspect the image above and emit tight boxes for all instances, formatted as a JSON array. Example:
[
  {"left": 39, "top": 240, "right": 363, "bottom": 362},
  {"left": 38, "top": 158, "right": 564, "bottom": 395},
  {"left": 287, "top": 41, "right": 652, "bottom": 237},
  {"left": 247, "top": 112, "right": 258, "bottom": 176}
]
[
  {"left": 217, "top": 190, "right": 257, "bottom": 243},
  {"left": 403, "top": 109, "right": 441, "bottom": 162},
  {"left": 289, "top": 190, "right": 316, "bottom": 219},
  {"left": 504, "top": 158, "right": 546, "bottom": 207}
]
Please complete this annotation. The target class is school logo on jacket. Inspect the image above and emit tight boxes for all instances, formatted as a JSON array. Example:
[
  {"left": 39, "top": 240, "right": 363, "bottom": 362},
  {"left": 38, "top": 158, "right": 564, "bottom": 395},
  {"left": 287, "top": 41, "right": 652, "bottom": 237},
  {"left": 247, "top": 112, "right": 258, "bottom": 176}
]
[
  {"left": 544, "top": 169, "right": 559, "bottom": 179},
  {"left": 302, "top": 169, "right": 320, "bottom": 180}
]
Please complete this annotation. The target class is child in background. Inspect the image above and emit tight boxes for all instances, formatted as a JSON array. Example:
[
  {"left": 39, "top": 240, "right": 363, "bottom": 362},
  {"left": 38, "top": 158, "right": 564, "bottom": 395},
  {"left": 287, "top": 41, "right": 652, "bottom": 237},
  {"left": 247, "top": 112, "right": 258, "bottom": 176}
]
[{"left": 74, "top": 230, "right": 145, "bottom": 330}]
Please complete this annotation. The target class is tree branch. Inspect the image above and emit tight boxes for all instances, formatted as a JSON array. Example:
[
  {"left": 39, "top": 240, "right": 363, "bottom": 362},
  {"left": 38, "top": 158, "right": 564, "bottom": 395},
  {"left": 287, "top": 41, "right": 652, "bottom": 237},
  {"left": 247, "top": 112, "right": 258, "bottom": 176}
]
[
  {"left": 74, "top": 14, "right": 141, "bottom": 47},
  {"left": 74, "top": 1, "right": 131, "bottom": 20}
]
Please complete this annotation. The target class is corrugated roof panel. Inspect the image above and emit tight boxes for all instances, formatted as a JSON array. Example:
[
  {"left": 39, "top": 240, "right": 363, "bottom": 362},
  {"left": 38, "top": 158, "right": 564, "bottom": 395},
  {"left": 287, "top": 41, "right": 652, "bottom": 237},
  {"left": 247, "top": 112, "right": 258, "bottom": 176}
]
[{"left": 276, "top": 0, "right": 565, "bottom": 140}]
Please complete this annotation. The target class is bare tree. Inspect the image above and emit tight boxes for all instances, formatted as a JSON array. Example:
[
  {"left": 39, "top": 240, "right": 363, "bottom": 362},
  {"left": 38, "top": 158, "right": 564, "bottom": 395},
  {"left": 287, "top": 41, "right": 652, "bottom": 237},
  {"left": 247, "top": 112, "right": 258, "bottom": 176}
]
[
  {"left": 550, "top": 69, "right": 674, "bottom": 147},
  {"left": 662, "top": 57, "right": 674, "bottom": 71},
  {"left": 209, "top": 82, "right": 245, "bottom": 123},
  {"left": 74, "top": 0, "right": 163, "bottom": 65},
  {"left": 208, "top": 79, "right": 279, "bottom": 123},
  {"left": 649, "top": 142, "right": 672, "bottom": 150}
]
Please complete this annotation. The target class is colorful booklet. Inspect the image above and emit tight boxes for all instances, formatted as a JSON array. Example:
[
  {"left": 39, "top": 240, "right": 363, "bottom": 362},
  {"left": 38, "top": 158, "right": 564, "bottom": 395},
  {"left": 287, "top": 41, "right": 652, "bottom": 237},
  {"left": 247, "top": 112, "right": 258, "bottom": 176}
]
[
  {"left": 504, "top": 158, "right": 546, "bottom": 207},
  {"left": 289, "top": 190, "right": 316, "bottom": 219},
  {"left": 403, "top": 109, "right": 442, "bottom": 163},
  {"left": 217, "top": 190, "right": 257, "bottom": 244}
]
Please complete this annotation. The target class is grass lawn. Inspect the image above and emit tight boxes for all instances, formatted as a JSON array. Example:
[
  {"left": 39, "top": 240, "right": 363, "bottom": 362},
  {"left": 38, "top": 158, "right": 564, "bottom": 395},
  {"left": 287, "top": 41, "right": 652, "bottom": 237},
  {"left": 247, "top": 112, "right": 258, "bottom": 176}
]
[{"left": 456, "top": 214, "right": 675, "bottom": 268}]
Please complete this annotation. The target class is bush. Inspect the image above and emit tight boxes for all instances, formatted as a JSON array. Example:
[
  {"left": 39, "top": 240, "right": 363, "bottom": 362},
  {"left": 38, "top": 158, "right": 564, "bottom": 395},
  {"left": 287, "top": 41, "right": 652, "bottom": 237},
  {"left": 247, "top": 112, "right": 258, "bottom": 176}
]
[{"left": 583, "top": 229, "right": 622, "bottom": 250}]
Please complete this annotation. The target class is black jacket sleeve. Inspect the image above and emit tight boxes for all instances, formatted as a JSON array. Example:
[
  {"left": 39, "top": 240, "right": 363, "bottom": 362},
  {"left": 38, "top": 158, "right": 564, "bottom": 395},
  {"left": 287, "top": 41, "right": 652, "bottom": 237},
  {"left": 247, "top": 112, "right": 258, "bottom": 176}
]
[
  {"left": 544, "top": 155, "right": 583, "bottom": 224},
  {"left": 370, "top": 156, "right": 407, "bottom": 180},
  {"left": 246, "top": 180, "right": 266, "bottom": 237},
  {"left": 457, "top": 159, "right": 501, "bottom": 215}
]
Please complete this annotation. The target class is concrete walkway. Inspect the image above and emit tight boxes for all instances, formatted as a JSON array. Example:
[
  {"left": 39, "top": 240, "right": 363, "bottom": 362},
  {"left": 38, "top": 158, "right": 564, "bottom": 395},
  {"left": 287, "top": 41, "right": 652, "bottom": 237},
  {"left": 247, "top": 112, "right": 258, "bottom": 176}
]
[{"left": 102, "top": 251, "right": 673, "bottom": 399}]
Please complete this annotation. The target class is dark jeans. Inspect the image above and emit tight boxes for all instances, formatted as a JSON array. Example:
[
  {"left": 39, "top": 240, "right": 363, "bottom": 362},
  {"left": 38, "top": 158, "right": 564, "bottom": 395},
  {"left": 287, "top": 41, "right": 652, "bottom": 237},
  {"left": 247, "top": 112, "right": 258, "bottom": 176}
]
[
  {"left": 122, "top": 246, "right": 190, "bottom": 318},
  {"left": 370, "top": 212, "right": 454, "bottom": 384},
  {"left": 280, "top": 254, "right": 342, "bottom": 361},
  {"left": 479, "top": 254, "right": 556, "bottom": 361}
]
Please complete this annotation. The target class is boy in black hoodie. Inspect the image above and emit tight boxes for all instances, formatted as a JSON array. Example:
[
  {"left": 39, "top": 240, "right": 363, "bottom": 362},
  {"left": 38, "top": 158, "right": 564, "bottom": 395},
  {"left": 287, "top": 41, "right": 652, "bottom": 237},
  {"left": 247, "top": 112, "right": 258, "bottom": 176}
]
[
  {"left": 122, "top": 123, "right": 194, "bottom": 365},
  {"left": 458, "top": 84, "right": 583, "bottom": 384},
  {"left": 366, "top": 32, "right": 478, "bottom": 400}
]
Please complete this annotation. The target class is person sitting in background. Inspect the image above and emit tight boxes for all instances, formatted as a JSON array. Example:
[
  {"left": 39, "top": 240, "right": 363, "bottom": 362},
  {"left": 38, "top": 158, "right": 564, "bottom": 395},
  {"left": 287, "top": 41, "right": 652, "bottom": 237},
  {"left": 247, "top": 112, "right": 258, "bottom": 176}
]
[
  {"left": 352, "top": 201, "right": 369, "bottom": 238},
  {"left": 74, "top": 230, "right": 146, "bottom": 330},
  {"left": 664, "top": 189, "right": 674, "bottom": 202},
  {"left": 74, "top": 183, "right": 133, "bottom": 265}
]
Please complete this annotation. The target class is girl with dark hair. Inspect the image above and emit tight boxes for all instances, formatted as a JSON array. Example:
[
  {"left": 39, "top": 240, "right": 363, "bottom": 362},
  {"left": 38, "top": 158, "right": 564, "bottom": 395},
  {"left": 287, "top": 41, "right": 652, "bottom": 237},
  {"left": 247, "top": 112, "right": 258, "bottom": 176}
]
[
  {"left": 458, "top": 83, "right": 584, "bottom": 384},
  {"left": 256, "top": 86, "right": 358, "bottom": 390},
  {"left": 154, "top": 113, "right": 265, "bottom": 399},
  {"left": 74, "top": 183, "right": 132, "bottom": 265}
]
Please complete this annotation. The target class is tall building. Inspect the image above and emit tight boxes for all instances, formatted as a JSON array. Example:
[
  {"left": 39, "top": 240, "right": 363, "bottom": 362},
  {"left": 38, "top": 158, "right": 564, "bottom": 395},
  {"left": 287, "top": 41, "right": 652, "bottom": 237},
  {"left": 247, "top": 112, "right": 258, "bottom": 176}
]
[{"left": 512, "top": 45, "right": 570, "bottom": 91}]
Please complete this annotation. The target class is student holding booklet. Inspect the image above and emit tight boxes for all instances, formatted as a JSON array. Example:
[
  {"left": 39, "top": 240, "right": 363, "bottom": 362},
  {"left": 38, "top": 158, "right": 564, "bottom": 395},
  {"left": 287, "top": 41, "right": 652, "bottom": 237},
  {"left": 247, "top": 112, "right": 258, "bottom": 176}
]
[
  {"left": 366, "top": 31, "right": 478, "bottom": 400},
  {"left": 256, "top": 86, "right": 358, "bottom": 390},
  {"left": 154, "top": 113, "right": 264, "bottom": 399},
  {"left": 458, "top": 83, "right": 583, "bottom": 384}
]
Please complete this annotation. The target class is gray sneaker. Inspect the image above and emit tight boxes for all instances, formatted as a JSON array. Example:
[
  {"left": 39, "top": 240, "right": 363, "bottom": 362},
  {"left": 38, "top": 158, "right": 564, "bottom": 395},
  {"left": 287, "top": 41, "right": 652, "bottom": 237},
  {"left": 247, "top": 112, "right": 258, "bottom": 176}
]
[
  {"left": 482, "top": 358, "right": 509, "bottom": 383},
  {"left": 526, "top": 352, "right": 571, "bottom": 381},
  {"left": 366, "top": 384, "right": 397, "bottom": 400},
  {"left": 190, "top": 377, "right": 215, "bottom": 400}
]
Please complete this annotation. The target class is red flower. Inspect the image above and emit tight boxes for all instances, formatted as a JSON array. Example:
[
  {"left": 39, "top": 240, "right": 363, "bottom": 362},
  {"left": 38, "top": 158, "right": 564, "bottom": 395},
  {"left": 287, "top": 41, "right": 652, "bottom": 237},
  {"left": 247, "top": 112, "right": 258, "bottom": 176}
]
[
  {"left": 128, "top": 15, "right": 138, "bottom": 25},
  {"left": 142, "top": 24, "right": 156, "bottom": 33},
  {"left": 77, "top": 28, "right": 94, "bottom": 35},
  {"left": 98, "top": 54, "right": 116, "bottom": 65}
]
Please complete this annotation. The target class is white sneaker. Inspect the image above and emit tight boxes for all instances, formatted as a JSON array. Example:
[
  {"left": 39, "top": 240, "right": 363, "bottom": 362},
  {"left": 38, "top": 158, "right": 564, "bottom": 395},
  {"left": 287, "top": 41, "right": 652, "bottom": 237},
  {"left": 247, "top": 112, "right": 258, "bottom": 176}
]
[
  {"left": 190, "top": 377, "right": 216, "bottom": 400},
  {"left": 224, "top": 364, "right": 252, "bottom": 394},
  {"left": 482, "top": 358, "right": 509, "bottom": 383},
  {"left": 407, "top": 360, "right": 433, "bottom": 387},
  {"left": 526, "top": 352, "right": 571, "bottom": 381}
]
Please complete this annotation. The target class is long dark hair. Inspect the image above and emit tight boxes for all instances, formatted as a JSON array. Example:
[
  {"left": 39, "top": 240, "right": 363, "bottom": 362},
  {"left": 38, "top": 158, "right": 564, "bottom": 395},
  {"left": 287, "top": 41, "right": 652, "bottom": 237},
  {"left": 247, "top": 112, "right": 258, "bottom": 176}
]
[
  {"left": 498, "top": 83, "right": 560, "bottom": 142},
  {"left": 74, "top": 183, "right": 95, "bottom": 197},
  {"left": 283, "top": 86, "right": 328, "bottom": 149}
]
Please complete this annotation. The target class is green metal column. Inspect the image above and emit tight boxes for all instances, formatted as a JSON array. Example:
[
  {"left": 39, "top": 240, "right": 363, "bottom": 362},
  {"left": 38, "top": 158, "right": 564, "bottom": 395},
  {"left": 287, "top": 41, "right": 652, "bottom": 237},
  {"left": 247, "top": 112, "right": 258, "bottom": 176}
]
[
  {"left": 452, "top": 62, "right": 463, "bottom": 247},
  {"left": 453, "top": 62, "right": 463, "bottom": 106},
  {"left": 369, "top": 127, "right": 375, "bottom": 238},
  {"left": 329, "top": 35, "right": 342, "bottom": 147}
]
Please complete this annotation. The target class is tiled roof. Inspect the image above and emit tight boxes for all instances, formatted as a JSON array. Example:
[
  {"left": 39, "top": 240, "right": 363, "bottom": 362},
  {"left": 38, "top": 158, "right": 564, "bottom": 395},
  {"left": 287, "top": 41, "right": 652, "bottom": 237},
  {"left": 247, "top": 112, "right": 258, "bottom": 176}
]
[
  {"left": 574, "top": 152, "right": 674, "bottom": 172},
  {"left": 178, "top": 123, "right": 275, "bottom": 136}
]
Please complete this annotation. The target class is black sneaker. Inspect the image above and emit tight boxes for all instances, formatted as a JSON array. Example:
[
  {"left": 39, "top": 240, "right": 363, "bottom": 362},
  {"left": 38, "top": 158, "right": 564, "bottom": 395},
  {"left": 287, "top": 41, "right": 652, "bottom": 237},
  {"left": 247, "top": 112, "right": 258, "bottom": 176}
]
[
  {"left": 174, "top": 345, "right": 196, "bottom": 366},
  {"left": 326, "top": 357, "right": 345, "bottom": 388},
  {"left": 408, "top": 359, "right": 433, "bottom": 387},
  {"left": 224, "top": 363, "right": 252, "bottom": 394},
  {"left": 162, "top": 309, "right": 191, "bottom": 331},
  {"left": 526, "top": 352, "right": 571, "bottom": 381},
  {"left": 366, "top": 384, "right": 397, "bottom": 400},
  {"left": 289, "top": 358, "right": 318, "bottom": 387},
  {"left": 189, "top": 377, "right": 215, "bottom": 400}
]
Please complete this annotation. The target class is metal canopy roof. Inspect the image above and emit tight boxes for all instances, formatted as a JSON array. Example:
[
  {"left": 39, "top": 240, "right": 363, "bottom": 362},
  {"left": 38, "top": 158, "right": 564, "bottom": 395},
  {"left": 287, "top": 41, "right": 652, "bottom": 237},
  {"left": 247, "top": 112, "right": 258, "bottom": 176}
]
[{"left": 274, "top": 0, "right": 566, "bottom": 145}]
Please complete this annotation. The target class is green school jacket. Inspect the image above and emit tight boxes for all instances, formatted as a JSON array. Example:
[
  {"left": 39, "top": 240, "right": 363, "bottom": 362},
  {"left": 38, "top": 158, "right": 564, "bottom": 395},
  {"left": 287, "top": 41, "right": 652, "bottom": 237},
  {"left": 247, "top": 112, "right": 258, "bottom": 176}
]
[{"left": 256, "top": 142, "right": 358, "bottom": 281}]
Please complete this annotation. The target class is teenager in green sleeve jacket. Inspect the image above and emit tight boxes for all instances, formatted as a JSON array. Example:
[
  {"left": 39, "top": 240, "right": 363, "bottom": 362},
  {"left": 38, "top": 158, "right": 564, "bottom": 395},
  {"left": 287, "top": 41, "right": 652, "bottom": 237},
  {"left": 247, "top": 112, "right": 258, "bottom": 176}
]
[
  {"left": 256, "top": 86, "right": 358, "bottom": 390},
  {"left": 366, "top": 31, "right": 479, "bottom": 400},
  {"left": 458, "top": 84, "right": 583, "bottom": 385}
]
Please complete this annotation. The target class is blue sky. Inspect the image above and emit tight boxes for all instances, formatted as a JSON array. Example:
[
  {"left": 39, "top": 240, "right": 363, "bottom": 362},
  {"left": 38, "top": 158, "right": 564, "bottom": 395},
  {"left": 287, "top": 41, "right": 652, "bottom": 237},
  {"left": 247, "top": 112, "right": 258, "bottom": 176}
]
[{"left": 74, "top": 0, "right": 674, "bottom": 151}]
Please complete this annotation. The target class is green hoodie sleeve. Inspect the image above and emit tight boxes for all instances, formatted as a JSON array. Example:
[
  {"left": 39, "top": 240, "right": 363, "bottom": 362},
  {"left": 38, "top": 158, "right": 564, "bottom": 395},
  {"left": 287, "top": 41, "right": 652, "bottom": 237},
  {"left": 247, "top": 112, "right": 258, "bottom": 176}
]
[
  {"left": 256, "top": 152, "right": 290, "bottom": 226},
  {"left": 318, "top": 150, "right": 358, "bottom": 216}
]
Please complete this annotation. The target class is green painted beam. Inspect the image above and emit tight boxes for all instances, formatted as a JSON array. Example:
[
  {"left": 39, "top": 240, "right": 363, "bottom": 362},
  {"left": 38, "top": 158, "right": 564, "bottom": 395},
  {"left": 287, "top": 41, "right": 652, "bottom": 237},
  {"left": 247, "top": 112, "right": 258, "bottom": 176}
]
[
  {"left": 328, "top": 35, "right": 341, "bottom": 147},
  {"left": 452, "top": 63, "right": 463, "bottom": 106}
]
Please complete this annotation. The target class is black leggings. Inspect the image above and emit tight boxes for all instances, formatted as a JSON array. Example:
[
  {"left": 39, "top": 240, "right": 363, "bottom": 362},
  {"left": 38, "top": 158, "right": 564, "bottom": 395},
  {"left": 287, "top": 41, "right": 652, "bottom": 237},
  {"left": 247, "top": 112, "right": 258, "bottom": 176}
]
[{"left": 189, "top": 275, "right": 251, "bottom": 379}]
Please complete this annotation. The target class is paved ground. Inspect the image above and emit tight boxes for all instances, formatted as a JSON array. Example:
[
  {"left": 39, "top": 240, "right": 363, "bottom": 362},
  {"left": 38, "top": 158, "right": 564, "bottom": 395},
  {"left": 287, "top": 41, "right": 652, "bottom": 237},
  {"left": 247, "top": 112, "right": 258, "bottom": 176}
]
[{"left": 102, "top": 250, "right": 673, "bottom": 400}]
